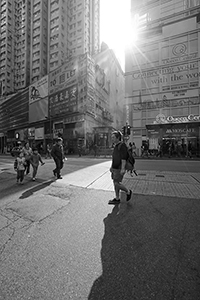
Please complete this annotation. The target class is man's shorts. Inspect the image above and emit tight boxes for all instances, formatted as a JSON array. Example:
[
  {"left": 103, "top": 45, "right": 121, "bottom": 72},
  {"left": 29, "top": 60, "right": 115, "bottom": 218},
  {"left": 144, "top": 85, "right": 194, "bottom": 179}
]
[{"left": 111, "top": 168, "right": 124, "bottom": 183}]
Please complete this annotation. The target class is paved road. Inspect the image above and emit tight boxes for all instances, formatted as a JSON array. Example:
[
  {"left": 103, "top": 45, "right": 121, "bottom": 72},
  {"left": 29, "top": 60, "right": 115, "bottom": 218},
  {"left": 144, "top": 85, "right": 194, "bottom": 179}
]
[{"left": 0, "top": 157, "right": 200, "bottom": 299}]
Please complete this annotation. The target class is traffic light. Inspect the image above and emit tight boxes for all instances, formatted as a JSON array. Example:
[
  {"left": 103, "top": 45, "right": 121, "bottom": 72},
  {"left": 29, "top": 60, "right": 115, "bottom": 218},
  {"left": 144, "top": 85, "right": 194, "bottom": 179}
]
[
  {"left": 127, "top": 125, "right": 131, "bottom": 135},
  {"left": 122, "top": 126, "right": 126, "bottom": 135}
]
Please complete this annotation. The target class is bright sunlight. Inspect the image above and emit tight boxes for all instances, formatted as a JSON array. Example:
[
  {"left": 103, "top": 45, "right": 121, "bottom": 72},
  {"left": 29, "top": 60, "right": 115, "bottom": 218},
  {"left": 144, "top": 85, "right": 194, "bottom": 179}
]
[{"left": 100, "top": 0, "right": 138, "bottom": 69}]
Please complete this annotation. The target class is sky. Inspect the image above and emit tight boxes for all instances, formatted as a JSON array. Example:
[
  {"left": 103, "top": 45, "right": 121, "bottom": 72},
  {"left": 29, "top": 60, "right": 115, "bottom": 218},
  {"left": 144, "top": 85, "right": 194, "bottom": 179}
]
[{"left": 100, "top": 0, "right": 131, "bottom": 70}]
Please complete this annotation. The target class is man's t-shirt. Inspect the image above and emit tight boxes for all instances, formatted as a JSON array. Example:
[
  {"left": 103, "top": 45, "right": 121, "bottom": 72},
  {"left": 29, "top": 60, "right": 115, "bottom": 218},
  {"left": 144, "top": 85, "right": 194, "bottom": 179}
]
[{"left": 111, "top": 142, "right": 127, "bottom": 169}]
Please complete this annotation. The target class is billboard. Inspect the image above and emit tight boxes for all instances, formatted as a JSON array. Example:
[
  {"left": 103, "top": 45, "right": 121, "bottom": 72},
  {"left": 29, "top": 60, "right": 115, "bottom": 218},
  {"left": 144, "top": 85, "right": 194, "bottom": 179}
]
[
  {"left": 48, "top": 54, "right": 87, "bottom": 95},
  {"left": 49, "top": 85, "right": 78, "bottom": 116},
  {"left": 29, "top": 75, "right": 48, "bottom": 123}
]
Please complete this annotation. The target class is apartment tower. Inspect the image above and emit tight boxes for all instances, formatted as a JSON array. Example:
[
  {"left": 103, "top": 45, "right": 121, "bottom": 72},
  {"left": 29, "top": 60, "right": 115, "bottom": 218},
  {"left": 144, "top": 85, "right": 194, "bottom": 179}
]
[{"left": 0, "top": 0, "right": 100, "bottom": 96}]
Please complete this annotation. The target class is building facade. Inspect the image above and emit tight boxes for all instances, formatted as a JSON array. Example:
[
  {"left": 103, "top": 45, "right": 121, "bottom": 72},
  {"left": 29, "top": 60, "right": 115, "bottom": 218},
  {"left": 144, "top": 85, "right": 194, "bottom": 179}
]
[
  {"left": 0, "top": 51, "right": 124, "bottom": 154},
  {"left": 125, "top": 0, "right": 200, "bottom": 156},
  {"left": 0, "top": 0, "right": 100, "bottom": 96},
  {"left": 93, "top": 44, "right": 125, "bottom": 131}
]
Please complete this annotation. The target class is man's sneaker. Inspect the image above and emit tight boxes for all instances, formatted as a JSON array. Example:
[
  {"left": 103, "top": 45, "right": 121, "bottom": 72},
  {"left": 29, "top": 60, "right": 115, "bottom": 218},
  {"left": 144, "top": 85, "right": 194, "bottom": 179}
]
[
  {"left": 108, "top": 198, "right": 120, "bottom": 205},
  {"left": 57, "top": 176, "right": 63, "bottom": 179},
  {"left": 127, "top": 190, "right": 132, "bottom": 201}
]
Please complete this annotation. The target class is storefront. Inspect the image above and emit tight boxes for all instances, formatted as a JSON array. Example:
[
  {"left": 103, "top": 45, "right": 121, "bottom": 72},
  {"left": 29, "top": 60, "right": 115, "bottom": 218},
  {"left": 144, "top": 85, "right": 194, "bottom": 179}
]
[{"left": 146, "top": 114, "right": 200, "bottom": 157}]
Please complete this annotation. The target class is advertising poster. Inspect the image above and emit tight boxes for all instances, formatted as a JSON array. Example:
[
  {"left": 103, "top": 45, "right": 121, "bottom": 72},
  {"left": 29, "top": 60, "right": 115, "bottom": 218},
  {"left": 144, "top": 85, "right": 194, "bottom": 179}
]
[{"left": 29, "top": 75, "right": 48, "bottom": 122}]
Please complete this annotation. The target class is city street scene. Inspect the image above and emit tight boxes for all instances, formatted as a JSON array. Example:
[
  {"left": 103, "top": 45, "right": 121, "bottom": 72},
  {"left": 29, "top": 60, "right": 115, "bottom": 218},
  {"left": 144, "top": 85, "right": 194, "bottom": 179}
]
[{"left": 1, "top": 0, "right": 200, "bottom": 299}]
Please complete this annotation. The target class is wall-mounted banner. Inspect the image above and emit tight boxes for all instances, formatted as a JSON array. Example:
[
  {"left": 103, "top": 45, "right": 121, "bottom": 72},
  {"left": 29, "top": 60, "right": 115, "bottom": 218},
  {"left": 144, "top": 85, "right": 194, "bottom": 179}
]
[
  {"left": 35, "top": 127, "right": 44, "bottom": 140},
  {"left": 29, "top": 75, "right": 48, "bottom": 104},
  {"left": 29, "top": 76, "right": 48, "bottom": 123},
  {"left": 49, "top": 54, "right": 87, "bottom": 95},
  {"left": 49, "top": 85, "right": 78, "bottom": 116}
]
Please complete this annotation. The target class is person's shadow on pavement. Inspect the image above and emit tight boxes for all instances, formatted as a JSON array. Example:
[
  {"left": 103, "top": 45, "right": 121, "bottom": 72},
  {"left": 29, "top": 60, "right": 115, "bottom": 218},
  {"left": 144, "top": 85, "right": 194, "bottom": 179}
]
[{"left": 88, "top": 203, "right": 138, "bottom": 300}]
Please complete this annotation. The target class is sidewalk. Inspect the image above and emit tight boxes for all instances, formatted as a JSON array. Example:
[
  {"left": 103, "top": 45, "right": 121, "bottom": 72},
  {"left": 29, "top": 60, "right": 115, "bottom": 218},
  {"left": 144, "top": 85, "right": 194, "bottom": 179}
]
[{"left": 57, "top": 160, "right": 200, "bottom": 199}]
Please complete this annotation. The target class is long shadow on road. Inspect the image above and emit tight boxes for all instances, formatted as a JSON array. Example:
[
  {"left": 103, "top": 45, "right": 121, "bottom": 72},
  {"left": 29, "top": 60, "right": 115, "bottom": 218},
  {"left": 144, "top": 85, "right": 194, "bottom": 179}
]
[
  {"left": 88, "top": 195, "right": 200, "bottom": 300},
  {"left": 19, "top": 180, "right": 54, "bottom": 199}
]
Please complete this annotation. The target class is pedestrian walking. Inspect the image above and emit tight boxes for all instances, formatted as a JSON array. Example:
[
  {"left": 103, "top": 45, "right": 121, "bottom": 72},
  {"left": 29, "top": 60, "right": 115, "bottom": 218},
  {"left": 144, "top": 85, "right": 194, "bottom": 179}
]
[
  {"left": 132, "top": 142, "right": 137, "bottom": 156},
  {"left": 45, "top": 143, "right": 52, "bottom": 159},
  {"left": 77, "top": 143, "right": 82, "bottom": 157},
  {"left": 22, "top": 142, "right": 32, "bottom": 175},
  {"left": 51, "top": 137, "right": 65, "bottom": 179},
  {"left": 93, "top": 144, "right": 98, "bottom": 157},
  {"left": 128, "top": 142, "right": 132, "bottom": 152},
  {"left": 108, "top": 131, "right": 132, "bottom": 205},
  {"left": 14, "top": 151, "right": 26, "bottom": 184},
  {"left": 188, "top": 141, "right": 192, "bottom": 158},
  {"left": 30, "top": 148, "right": 45, "bottom": 181},
  {"left": 156, "top": 143, "right": 161, "bottom": 157}
]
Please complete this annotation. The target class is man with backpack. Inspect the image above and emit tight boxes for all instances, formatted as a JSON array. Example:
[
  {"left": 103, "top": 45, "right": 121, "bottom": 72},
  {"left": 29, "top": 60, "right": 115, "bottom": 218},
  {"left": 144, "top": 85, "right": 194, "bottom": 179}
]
[{"left": 108, "top": 131, "right": 132, "bottom": 205}]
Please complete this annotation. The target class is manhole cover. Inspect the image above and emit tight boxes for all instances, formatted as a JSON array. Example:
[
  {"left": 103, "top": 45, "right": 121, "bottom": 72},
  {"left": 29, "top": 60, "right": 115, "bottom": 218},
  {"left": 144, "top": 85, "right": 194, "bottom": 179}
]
[{"left": 155, "top": 175, "right": 165, "bottom": 178}]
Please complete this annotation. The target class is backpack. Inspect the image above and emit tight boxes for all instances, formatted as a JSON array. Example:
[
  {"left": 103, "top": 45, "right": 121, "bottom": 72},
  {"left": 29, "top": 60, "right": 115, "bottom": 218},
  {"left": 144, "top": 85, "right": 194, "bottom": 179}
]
[{"left": 118, "top": 142, "right": 135, "bottom": 171}]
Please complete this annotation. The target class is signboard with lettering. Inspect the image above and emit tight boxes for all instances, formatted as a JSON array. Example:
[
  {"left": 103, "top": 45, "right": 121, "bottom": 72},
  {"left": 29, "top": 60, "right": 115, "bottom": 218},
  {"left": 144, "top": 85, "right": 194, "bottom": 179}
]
[
  {"left": 49, "top": 85, "right": 78, "bottom": 116},
  {"left": 154, "top": 114, "right": 200, "bottom": 124},
  {"left": 131, "top": 61, "right": 199, "bottom": 91},
  {"left": 49, "top": 54, "right": 87, "bottom": 95},
  {"left": 126, "top": 34, "right": 199, "bottom": 112}
]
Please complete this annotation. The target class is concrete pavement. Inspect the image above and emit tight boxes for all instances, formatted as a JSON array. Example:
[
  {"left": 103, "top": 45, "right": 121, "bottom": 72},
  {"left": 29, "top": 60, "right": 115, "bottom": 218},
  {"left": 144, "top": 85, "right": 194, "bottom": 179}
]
[
  {"left": 0, "top": 160, "right": 200, "bottom": 299},
  {"left": 57, "top": 160, "right": 200, "bottom": 199}
]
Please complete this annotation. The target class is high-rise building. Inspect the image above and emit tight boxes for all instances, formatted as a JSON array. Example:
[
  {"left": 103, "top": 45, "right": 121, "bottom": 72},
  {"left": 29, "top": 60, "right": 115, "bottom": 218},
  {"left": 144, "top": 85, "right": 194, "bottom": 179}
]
[
  {"left": 0, "top": 0, "right": 31, "bottom": 95},
  {"left": 125, "top": 0, "right": 200, "bottom": 157},
  {"left": 0, "top": 0, "right": 100, "bottom": 96}
]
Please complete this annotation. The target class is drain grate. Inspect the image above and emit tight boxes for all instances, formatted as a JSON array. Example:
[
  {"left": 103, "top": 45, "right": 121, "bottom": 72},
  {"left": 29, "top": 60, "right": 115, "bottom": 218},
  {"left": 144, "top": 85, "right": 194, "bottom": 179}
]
[{"left": 155, "top": 175, "right": 165, "bottom": 178}]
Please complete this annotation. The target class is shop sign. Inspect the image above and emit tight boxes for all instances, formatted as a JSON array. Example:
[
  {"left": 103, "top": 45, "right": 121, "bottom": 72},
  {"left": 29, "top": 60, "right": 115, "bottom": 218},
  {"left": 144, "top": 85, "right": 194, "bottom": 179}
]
[
  {"left": 49, "top": 85, "right": 78, "bottom": 116},
  {"left": 155, "top": 114, "right": 200, "bottom": 124},
  {"left": 53, "top": 129, "right": 63, "bottom": 139},
  {"left": 28, "top": 127, "right": 35, "bottom": 139},
  {"left": 64, "top": 114, "right": 84, "bottom": 124},
  {"left": 35, "top": 127, "right": 44, "bottom": 140},
  {"left": 165, "top": 128, "right": 195, "bottom": 134}
]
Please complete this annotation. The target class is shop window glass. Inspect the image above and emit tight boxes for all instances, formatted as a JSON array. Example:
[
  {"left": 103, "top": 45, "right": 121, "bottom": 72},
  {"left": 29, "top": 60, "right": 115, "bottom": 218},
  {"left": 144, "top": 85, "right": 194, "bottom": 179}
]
[
  {"left": 190, "top": 33, "right": 198, "bottom": 40},
  {"left": 142, "top": 119, "right": 147, "bottom": 127},
  {"left": 146, "top": 109, "right": 158, "bottom": 118},
  {"left": 133, "top": 111, "right": 142, "bottom": 119},
  {"left": 182, "top": 107, "right": 189, "bottom": 115},
  {"left": 162, "top": 47, "right": 169, "bottom": 59},
  {"left": 133, "top": 119, "right": 142, "bottom": 127},
  {"left": 162, "top": 108, "right": 170, "bottom": 116},
  {"left": 146, "top": 49, "right": 159, "bottom": 62},
  {"left": 189, "top": 39, "right": 198, "bottom": 53},
  {"left": 145, "top": 118, "right": 155, "bottom": 126},
  {"left": 171, "top": 107, "right": 184, "bottom": 115},
  {"left": 132, "top": 129, "right": 141, "bottom": 136},
  {"left": 190, "top": 106, "right": 199, "bottom": 114},
  {"left": 142, "top": 129, "right": 147, "bottom": 136},
  {"left": 142, "top": 110, "right": 146, "bottom": 118}
]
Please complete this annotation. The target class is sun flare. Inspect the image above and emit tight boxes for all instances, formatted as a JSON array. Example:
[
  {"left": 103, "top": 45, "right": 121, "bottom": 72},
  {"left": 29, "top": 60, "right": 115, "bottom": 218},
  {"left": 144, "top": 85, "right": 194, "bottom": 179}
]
[{"left": 100, "top": 0, "right": 140, "bottom": 68}]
